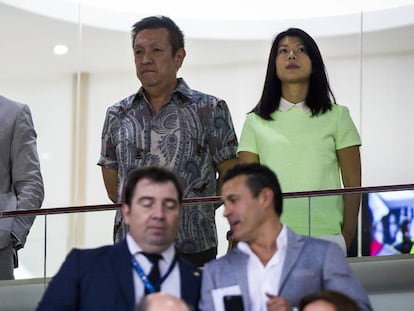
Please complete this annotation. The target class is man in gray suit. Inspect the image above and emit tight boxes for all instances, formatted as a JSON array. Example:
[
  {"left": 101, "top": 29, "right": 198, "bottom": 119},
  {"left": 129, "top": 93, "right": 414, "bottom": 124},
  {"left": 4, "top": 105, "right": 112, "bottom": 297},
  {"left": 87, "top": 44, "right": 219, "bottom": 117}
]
[
  {"left": 199, "top": 163, "right": 372, "bottom": 311},
  {"left": 0, "top": 95, "right": 44, "bottom": 280}
]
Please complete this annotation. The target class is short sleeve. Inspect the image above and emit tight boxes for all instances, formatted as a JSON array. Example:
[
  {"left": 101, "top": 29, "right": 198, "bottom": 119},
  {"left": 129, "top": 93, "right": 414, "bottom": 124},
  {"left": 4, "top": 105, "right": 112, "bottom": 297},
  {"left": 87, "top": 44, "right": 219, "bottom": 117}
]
[
  {"left": 335, "top": 106, "right": 361, "bottom": 150},
  {"left": 237, "top": 112, "right": 259, "bottom": 155},
  {"left": 97, "top": 106, "right": 119, "bottom": 169}
]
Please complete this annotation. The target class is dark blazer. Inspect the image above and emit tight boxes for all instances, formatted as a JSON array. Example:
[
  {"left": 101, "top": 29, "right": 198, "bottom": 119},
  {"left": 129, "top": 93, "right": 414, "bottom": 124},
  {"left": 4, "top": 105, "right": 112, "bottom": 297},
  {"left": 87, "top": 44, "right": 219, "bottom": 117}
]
[
  {"left": 36, "top": 240, "right": 201, "bottom": 311},
  {"left": 200, "top": 227, "right": 373, "bottom": 311}
]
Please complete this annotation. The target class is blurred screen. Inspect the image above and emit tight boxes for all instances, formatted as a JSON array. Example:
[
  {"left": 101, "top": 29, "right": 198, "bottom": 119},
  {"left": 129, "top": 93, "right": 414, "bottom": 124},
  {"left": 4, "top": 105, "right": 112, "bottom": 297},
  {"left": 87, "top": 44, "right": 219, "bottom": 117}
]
[{"left": 362, "top": 191, "right": 414, "bottom": 256}]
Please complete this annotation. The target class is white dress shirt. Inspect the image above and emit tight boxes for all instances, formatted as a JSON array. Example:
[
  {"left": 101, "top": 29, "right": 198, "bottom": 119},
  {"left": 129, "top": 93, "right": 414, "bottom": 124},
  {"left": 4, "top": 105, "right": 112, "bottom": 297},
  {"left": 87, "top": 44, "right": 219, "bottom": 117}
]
[
  {"left": 126, "top": 234, "right": 180, "bottom": 303},
  {"left": 237, "top": 225, "right": 288, "bottom": 311}
]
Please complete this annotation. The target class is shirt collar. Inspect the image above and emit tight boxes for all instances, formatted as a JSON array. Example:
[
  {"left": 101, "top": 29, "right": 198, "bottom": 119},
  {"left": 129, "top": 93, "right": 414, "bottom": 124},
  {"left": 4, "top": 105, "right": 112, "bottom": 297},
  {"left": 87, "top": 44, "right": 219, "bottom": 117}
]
[
  {"left": 237, "top": 224, "right": 287, "bottom": 257},
  {"left": 126, "top": 233, "right": 175, "bottom": 264},
  {"left": 134, "top": 77, "right": 192, "bottom": 104},
  {"left": 278, "top": 97, "right": 310, "bottom": 113}
]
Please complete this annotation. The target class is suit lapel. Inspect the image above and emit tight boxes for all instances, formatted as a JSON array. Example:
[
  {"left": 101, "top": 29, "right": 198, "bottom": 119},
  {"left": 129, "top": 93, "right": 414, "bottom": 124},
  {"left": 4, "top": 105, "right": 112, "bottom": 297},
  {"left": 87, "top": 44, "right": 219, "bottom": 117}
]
[
  {"left": 229, "top": 250, "right": 251, "bottom": 310},
  {"left": 179, "top": 259, "right": 192, "bottom": 302},
  {"left": 278, "top": 228, "right": 305, "bottom": 294},
  {"left": 111, "top": 240, "right": 135, "bottom": 308},
  {"left": 178, "top": 258, "right": 201, "bottom": 308}
]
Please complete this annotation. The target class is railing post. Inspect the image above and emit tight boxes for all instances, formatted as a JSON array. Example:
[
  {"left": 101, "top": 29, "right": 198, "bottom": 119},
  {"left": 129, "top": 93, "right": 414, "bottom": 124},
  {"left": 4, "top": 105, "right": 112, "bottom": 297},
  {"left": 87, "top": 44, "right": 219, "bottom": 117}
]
[{"left": 43, "top": 214, "right": 47, "bottom": 287}]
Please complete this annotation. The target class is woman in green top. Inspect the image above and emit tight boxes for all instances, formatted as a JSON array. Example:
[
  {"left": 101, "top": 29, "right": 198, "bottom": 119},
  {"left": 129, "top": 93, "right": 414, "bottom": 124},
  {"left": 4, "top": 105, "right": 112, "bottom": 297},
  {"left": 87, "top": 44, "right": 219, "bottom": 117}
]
[{"left": 238, "top": 28, "right": 361, "bottom": 252}]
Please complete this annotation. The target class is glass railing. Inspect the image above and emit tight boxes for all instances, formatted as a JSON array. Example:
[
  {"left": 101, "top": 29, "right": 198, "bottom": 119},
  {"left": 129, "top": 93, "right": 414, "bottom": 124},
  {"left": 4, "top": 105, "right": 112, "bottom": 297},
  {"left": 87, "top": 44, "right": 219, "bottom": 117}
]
[
  {"left": 283, "top": 184, "right": 414, "bottom": 258},
  {"left": 1, "top": 184, "right": 414, "bottom": 283}
]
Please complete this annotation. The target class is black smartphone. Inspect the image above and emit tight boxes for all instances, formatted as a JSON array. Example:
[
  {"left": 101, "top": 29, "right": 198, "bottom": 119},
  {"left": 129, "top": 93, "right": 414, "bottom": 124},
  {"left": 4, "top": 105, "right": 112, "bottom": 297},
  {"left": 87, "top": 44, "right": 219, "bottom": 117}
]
[{"left": 223, "top": 295, "right": 244, "bottom": 311}]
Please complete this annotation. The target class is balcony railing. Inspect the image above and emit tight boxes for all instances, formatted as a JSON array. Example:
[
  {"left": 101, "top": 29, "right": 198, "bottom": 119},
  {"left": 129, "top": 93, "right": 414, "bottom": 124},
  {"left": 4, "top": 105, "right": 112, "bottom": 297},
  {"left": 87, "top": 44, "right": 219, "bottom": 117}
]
[{"left": 1, "top": 184, "right": 414, "bottom": 282}]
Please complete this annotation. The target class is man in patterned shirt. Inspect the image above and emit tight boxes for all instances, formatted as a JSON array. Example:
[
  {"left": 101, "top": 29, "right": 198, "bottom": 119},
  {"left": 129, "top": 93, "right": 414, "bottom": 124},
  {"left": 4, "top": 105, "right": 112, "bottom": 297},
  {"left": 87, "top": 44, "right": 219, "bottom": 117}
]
[{"left": 98, "top": 16, "right": 238, "bottom": 267}]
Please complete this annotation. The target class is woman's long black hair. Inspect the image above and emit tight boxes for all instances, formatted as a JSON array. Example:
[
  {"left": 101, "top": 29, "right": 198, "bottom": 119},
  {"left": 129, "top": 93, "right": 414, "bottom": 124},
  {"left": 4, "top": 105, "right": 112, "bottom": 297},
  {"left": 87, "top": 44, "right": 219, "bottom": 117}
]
[{"left": 254, "top": 28, "right": 336, "bottom": 120}]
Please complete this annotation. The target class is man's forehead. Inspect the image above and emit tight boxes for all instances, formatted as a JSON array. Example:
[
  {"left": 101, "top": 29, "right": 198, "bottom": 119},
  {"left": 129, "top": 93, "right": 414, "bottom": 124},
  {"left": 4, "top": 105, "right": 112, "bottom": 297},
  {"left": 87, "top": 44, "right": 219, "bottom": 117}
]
[
  {"left": 134, "top": 28, "right": 169, "bottom": 44},
  {"left": 133, "top": 179, "right": 178, "bottom": 197},
  {"left": 222, "top": 175, "right": 248, "bottom": 193}
]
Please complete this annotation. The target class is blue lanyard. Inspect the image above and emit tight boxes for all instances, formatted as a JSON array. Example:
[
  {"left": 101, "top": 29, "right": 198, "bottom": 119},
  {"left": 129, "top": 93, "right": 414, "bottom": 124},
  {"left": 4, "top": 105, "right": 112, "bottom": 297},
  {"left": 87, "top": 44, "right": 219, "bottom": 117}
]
[{"left": 131, "top": 254, "right": 178, "bottom": 294}]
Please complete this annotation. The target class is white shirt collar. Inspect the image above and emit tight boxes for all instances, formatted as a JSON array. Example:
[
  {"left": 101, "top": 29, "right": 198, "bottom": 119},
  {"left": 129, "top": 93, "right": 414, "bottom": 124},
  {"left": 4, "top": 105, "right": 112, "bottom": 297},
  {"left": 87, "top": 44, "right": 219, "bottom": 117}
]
[
  {"left": 237, "top": 224, "right": 287, "bottom": 259},
  {"left": 279, "top": 97, "right": 310, "bottom": 113},
  {"left": 125, "top": 233, "right": 175, "bottom": 265}
]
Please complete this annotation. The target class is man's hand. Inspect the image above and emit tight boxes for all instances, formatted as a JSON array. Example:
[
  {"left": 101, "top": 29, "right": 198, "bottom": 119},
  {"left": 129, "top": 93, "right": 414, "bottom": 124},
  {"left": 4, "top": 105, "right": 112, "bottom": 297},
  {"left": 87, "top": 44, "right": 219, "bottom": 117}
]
[{"left": 266, "top": 293, "right": 293, "bottom": 311}]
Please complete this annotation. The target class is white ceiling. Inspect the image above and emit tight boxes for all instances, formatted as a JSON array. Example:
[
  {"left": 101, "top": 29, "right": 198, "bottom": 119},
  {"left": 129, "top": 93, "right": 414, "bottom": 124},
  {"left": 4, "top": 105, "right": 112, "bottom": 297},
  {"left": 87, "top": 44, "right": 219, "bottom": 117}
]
[
  {"left": 0, "top": 1, "right": 413, "bottom": 78},
  {"left": 4, "top": 0, "right": 414, "bottom": 38}
]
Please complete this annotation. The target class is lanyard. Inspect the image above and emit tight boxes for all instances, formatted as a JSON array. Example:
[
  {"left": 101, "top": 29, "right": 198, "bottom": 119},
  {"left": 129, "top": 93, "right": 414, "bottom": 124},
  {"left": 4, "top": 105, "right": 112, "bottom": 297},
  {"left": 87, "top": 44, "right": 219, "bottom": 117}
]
[{"left": 131, "top": 253, "right": 178, "bottom": 294}]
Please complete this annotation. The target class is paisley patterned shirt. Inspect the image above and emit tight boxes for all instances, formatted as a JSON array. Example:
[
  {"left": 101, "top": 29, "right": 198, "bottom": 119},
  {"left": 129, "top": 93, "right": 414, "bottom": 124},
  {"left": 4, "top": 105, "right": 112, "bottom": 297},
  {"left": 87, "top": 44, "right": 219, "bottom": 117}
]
[{"left": 98, "top": 79, "right": 238, "bottom": 253}]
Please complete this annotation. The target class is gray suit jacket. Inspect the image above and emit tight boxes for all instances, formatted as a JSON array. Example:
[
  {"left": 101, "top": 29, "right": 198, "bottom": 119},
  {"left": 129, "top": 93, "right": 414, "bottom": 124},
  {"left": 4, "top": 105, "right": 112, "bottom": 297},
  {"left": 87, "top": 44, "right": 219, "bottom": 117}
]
[
  {"left": 0, "top": 95, "right": 44, "bottom": 249},
  {"left": 200, "top": 227, "right": 373, "bottom": 311}
]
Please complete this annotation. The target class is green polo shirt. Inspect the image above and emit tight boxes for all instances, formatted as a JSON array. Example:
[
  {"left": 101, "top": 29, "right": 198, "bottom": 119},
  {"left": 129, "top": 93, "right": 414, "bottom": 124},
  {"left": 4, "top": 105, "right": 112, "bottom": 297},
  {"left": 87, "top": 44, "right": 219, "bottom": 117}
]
[{"left": 238, "top": 103, "right": 361, "bottom": 236}]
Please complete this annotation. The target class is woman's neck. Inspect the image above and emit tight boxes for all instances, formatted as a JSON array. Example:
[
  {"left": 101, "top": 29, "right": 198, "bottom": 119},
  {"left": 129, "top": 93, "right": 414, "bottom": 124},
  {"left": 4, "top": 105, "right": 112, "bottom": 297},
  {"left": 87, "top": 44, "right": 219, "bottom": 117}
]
[{"left": 281, "top": 82, "right": 308, "bottom": 104}]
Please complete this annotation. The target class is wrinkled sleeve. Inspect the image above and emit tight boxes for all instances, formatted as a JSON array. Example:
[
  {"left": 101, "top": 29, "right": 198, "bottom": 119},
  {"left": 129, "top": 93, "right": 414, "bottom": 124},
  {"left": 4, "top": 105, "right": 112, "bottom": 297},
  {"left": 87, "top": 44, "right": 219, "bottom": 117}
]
[
  {"left": 11, "top": 104, "right": 44, "bottom": 246},
  {"left": 98, "top": 106, "right": 119, "bottom": 170}
]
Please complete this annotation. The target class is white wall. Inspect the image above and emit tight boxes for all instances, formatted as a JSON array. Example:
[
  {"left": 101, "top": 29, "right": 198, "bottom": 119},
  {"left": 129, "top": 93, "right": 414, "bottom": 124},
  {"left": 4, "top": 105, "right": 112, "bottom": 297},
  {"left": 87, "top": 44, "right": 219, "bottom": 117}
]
[
  {"left": 0, "top": 74, "right": 73, "bottom": 277},
  {"left": 361, "top": 53, "right": 414, "bottom": 185}
]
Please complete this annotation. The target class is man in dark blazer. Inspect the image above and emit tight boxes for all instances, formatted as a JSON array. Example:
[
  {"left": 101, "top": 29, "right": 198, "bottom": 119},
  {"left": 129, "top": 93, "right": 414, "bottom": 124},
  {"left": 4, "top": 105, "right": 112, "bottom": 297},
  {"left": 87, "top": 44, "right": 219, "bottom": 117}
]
[
  {"left": 0, "top": 95, "right": 44, "bottom": 280},
  {"left": 199, "top": 164, "right": 372, "bottom": 311},
  {"left": 36, "top": 166, "right": 201, "bottom": 310}
]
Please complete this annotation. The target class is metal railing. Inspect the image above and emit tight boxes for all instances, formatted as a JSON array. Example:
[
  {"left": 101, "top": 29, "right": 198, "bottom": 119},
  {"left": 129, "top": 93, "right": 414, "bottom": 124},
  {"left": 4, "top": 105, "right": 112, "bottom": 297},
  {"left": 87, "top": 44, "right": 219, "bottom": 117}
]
[{"left": 2, "top": 183, "right": 414, "bottom": 218}]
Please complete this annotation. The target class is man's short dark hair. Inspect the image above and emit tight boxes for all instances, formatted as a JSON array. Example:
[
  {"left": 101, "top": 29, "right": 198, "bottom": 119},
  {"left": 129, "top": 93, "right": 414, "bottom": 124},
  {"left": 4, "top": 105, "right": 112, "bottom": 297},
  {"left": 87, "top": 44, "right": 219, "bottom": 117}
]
[
  {"left": 123, "top": 166, "right": 184, "bottom": 206},
  {"left": 223, "top": 163, "right": 283, "bottom": 216},
  {"left": 131, "top": 15, "right": 185, "bottom": 55}
]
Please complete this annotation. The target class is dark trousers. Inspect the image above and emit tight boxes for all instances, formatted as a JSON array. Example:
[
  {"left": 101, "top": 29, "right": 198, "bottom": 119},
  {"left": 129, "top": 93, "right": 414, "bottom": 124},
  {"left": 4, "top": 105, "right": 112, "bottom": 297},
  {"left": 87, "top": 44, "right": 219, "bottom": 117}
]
[{"left": 0, "top": 242, "right": 14, "bottom": 280}]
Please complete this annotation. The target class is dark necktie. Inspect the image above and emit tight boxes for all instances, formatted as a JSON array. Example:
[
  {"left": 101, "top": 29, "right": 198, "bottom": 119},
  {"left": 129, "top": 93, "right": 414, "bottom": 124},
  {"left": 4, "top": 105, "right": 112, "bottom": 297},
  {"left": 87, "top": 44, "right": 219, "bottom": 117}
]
[{"left": 142, "top": 253, "right": 162, "bottom": 294}]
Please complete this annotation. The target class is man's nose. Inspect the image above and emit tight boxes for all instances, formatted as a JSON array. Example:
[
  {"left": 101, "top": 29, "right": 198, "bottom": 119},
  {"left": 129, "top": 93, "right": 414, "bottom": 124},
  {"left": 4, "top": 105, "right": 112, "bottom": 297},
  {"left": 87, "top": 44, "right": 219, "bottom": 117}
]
[
  {"left": 223, "top": 204, "right": 231, "bottom": 217},
  {"left": 152, "top": 204, "right": 165, "bottom": 218},
  {"left": 142, "top": 51, "right": 152, "bottom": 63}
]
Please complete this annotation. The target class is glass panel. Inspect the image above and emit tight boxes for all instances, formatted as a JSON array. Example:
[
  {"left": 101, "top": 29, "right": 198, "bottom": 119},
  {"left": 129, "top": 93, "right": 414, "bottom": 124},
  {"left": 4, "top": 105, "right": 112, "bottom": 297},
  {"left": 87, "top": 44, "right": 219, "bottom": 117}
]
[
  {"left": 0, "top": 0, "right": 82, "bottom": 281},
  {"left": 14, "top": 215, "right": 46, "bottom": 280},
  {"left": 43, "top": 211, "right": 114, "bottom": 278},
  {"left": 360, "top": 5, "right": 414, "bottom": 186},
  {"left": 0, "top": 2, "right": 80, "bottom": 210},
  {"left": 10, "top": 209, "right": 119, "bottom": 280}
]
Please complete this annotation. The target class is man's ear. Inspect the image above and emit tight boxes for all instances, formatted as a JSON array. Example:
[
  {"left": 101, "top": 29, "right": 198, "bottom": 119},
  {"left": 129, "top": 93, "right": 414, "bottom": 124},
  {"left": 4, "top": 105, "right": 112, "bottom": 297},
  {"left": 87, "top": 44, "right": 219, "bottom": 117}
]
[
  {"left": 121, "top": 203, "right": 130, "bottom": 224},
  {"left": 259, "top": 188, "right": 274, "bottom": 210},
  {"left": 175, "top": 48, "right": 186, "bottom": 70}
]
